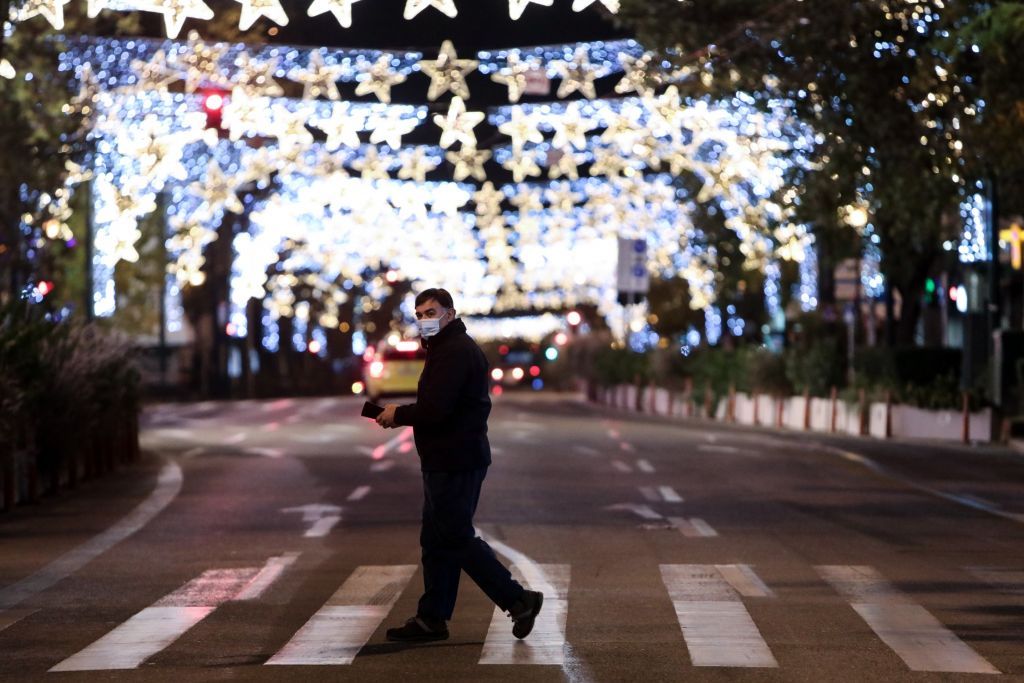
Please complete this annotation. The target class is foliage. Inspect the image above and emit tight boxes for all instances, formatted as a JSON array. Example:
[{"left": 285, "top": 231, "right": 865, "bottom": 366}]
[
  {"left": 748, "top": 349, "right": 792, "bottom": 396},
  {"left": 590, "top": 346, "right": 650, "bottom": 386}
]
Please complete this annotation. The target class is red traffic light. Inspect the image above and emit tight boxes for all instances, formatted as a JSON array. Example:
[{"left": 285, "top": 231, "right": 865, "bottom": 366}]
[{"left": 201, "top": 89, "right": 228, "bottom": 130}]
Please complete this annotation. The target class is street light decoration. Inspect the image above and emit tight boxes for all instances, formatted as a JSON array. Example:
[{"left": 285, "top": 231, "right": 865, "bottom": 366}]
[
  {"left": 306, "top": 0, "right": 362, "bottom": 28},
  {"left": 418, "top": 40, "right": 478, "bottom": 101},
  {"left": 354, "top": 55, "right": 408, "bottom": 104},
  {"left": 235, "top": 0, "right": 289, "bottom": 31}
]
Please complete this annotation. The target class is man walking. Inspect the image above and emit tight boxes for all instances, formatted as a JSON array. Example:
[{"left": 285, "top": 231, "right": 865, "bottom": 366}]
[{"left": 375, "top": 288, "right": 543, "bottom": 643}]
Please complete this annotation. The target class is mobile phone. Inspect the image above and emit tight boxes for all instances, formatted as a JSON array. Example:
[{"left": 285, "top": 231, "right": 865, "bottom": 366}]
[{"left": 361, "top": 401, "right": 385, "bottom": 419}]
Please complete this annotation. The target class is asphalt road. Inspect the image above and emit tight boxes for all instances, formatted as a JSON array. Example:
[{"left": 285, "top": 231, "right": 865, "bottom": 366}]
[{"left": 2, "top": 392, "right": 1023, "bottom": 682}]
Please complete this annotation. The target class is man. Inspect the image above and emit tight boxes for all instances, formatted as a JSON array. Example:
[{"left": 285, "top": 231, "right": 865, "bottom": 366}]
[{"left": 375, "top": 288, "right": 543, "bottom": 643}]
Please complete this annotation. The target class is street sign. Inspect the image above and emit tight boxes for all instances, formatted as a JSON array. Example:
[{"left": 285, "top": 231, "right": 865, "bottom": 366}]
[{"left": 617, "top": 237, "right": 649, "bottom": 299}]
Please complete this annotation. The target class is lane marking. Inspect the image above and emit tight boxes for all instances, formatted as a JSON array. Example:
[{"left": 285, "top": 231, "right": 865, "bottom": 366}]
[
  {"left": 355, "top": 446, "right": 375, "bottom": 457},
  {"left": 612, "top": 460, "right": 633, "bottom": 473},
  {"left": 668, "top": 517, "right": 718, "bottom": 538},
  {"left": 281, "top": 504, "right": 343, "bottom": 538},
  {"left": 235, "top": 553, "right": 301, "bottom": 601},
  {"left": 828, "top": 447, "right": 1024, "bottom": 526},
  {"left": 698, "top": 444, "right": 740, "bottom": 454},
  {"left": 605, "top": 503, "right": 663, "bottom": 520},
  {"left": 660, "top": 564, "right": 778, "bottom": 668},
  {"left": 638, "top": 486, "right": 660, "bottom": 502},
  {"left": 817, "top": 565, "right": 999, "bottom": 674},
  {"left": 966, "top": 566, "right": 1024, "bottom": 595},
  {"left": 607, "top": 429, "right": 620, "bottom": 439},
  {"left": 263, "top": 399, "right": 293, "bottom": 412},
  {"left": 0, "top": 460, "right": 182, "bottom": 613},
  {"left": 716, "top": 564, "right": 773, "bottom": 598},
  {"left": 0, "top": 608, "right": 37, "bottom": 634},
  {"left": 347, "top": 485, "right": 371, "bottom": 502},
  {"left": 295, "top": 433, "right": 335, "bottom": 444},
  {"left": 181, "top": 447, "right": 205, "bottom": 459},
  {"left": 480, "top": 564, "right": 570, "bottom": 665},
  {"left": 51, "top": 568, "right": 258, "bottom": 671},
  {"left": 573, "top": 446, "right": 599, "bottom": 456},
  {"left": 370, "top": 427, "right": 414, "bottom": 460},
  {"left": 636, "top": 459, "right": 655, "bottom": 473},
  {"left": 244, "top": 447, "right": 284, "bottom": 458},
  {"left": 224, "top": 432, "right": 248, "bottom": 445},
  {"left": 369, "top": 460, "right": 395, "bottom": 472},
  {"left": 659, "top": 486, "right": 684, "bottom": 503},
  {"left": 262, "top": 422, "right": 280, "bottom": 432},
  {"left": 266, "top": 565, "right": 416, "bottom": 666},
  {"left": 619, "top": 442, "right": 635, "bottom": 453}
]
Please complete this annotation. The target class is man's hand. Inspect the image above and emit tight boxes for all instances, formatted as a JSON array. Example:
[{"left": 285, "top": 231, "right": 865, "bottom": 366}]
[{"left": 375, "top": 404, "right": 399, "bottom": 429}]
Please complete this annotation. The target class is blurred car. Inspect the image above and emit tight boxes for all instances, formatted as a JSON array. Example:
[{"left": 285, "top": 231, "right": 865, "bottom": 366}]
[
  {"left": 489, "top": 347, "right": 545, "bottom": 392},
  {"left": 363, "top": 340, "right": 426, "bottom": 402}
]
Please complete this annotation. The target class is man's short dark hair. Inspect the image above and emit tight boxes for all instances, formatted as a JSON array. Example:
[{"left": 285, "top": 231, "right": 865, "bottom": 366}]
[{"left": 415, "top": 288, "right": 454, "bottom": 309}]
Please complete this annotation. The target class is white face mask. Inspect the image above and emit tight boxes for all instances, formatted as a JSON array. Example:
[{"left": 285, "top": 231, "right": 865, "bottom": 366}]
[{"left": 417, "top": 317, "right": 442, "bottom": 338}]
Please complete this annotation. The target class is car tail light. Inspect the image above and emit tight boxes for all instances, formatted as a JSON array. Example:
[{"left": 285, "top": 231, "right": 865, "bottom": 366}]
[
  {"left": 363, "top": 348, "right": 375, "bottom": 362},
  {"left": 369, "top": 361, "right": 385, "bottom": 378}
]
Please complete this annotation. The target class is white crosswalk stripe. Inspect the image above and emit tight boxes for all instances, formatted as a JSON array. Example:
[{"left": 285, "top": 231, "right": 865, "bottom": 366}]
[
  {"left": 817, "top": 565, "right": 999, "bottom": 674},
  {"left": 265, "top": 565, "right": 416, "bottom": 666},
  {"left": 480, "top": 564, "right": 570, "bottom": 665},
  {"left": 668, "top": 517, "right": 718, "bottom": 538},
  {"left": 660, "top": 564, "right": 778, "bottom": 668},
  {"left": 50, "top": 568, "right": 259, "bottom": 671}
]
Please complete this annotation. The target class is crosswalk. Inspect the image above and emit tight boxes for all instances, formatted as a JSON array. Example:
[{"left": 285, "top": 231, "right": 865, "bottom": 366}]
[{"left": 37, "top": 560, "right": 1014, "bottom": 674}]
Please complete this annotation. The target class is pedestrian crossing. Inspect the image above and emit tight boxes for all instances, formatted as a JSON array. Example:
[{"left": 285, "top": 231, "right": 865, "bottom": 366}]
[{"left": 38, "top": 561, "right": 1011, "bottom": 674}]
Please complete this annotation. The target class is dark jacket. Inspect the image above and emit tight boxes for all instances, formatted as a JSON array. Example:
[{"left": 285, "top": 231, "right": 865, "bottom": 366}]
[{"left": 394, "top": 318, "right": 492, "bottom": 472}]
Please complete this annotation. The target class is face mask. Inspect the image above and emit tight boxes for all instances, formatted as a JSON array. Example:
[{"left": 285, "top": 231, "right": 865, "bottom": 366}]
[{"left": 417, "top": 317, "right": 442, "bottom": 338}]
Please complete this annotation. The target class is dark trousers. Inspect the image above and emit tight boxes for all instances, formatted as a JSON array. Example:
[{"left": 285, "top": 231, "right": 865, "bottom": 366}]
[{"left": 417, "top": 467, "right": 524, "bottom": 621}]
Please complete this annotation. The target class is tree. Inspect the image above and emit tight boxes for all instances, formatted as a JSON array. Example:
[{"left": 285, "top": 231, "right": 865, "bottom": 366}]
[{"left": 616, "top": 0, "right": 984, "bottom": 344}]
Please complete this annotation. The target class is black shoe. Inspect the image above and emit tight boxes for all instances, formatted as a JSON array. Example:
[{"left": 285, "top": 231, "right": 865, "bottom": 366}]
[
  {"left": 509, "top": 590, "right": 544, "bottom": 639},
  {"left": 385, "top": 616, "right": 449, "bottom": 643}
]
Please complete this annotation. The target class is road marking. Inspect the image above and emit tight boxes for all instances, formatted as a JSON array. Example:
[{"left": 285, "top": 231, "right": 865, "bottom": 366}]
[
  {"left": 266, "top": 565, "right": 416, "bottom": 666},
  {"left": 370, "top": 427, "right": 413, "bottom": 460},
  {"left": 619, "top": 441, "right": 635, "bottom": 452},
  {"left": 716, "top": 564, "right": 773, "bottom": 598},
  {"left": 607, "top": 429, "right": 620, "bottom": 439},
  {"left": 480, "top": 564, "right": 570, "bottom": 665},
  {"left": 347, "top": 485, "right": 371, "bottom": 502},
  {"left": 0, "top": 608, "right": 37, "bottom": 633},
  {"left": 235, "top": 553, "right": 300, "bottom": 601},
  {"left": 612, "top": 460, "right": 633, "bottom": 473},
  {"left": 573, "top": 445, "right": 599, "bottom": 456},
  {"left": 698, "top": 444, "right": 739, "bottom": 454},
  {"left": 606, "top": 503, "right": 662, "bottom": 520},
  {"left": 0, "top": 460, "right": 182, "bottom": 614},
  {"left": 668, "top": 517, "right": 718, "bottom": 538},
  {"left": 181, "top": 447, "right": 205, "bottom": 459},
  {"left": 262, "top": 422, "right": 280, "bottom": 432},
  {"left": 244, "top": 447, "right": 284, "bottom": 458},
  {"left": 369, "top": 460, "right": 395, "bottom": 472},
  {"left": 817, "top": 565, "right": 999, "bottom": 674},
  {"left": 51, "top": 568, "right": 258, "bottom": 671},
  {"left": 659, "top": 486, "right": 684, "bottom": 503},
  {"left": 638, "top": 486, "right": 660, "bottom": 502},
  {"left": 355, "top": 446, "right": 375, "bottom": 457},
  {"left": 295, "top": 433, "right": 335, "bottom": 444},
  {"left": 281, "top": 504, "right": 343, "bottom": 538},
  {"left": 224, "top": 432, "right": 247, "bottom": 445},
  {"left": 636, "top": 459, "right": 655, "bottom": 473},
  {"left": 263, "top": 399, "right": 293, "bottom": 412},
  {"left": 491, "top": 446, "right": 504, "bottom": 455},
  {"left": 285, "top": 414, "right": 301, "bottom": 425},
  {"left": 660, "top": 564, "right": 778, "bottom": 668},
  {"left": 966, "top": 566, "right": 1024, "bottom": 595}
]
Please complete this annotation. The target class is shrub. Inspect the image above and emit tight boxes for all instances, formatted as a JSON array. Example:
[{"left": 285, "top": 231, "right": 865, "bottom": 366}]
[
  {"left": 749, "top": 349, "right": 793, "bottom": 395},
  {"left": 785, "top": 341, "right": 843, "bottom": 396}
]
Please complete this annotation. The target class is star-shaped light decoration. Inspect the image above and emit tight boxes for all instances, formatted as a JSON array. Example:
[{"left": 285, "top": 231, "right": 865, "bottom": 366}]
[
  {"left": 508, "top": 0, "right": 551, "bottom": 20},
  {"left": 551, "top": 103, "right": 595, "bottom": 150},
  {"left": 307, "top": 0, "right": 361, "bottom": 28},
  {"left": 547, "top": 148, "right": 581, "bottom": 181},
  {"left": 571, "top": 0, "right": 618, "bottom": 13},
  {"left": 232, "top": 53, "right": 283, "bottom": 97},
  {"left": 646, "top": 85, "right": 686, "bottom": 140},
  {"left": 11, "top": 0, "right": 70, "bottom": 29},
  {"left": 192, "top": 160, "right": 245, "bottom": 216},
  {"left": 154, "top": 0, "right": 215, "bottom": 38},
  {"left": 179, "top": 31, "right": 232, "bottom": 93},
  {"left": 241, "top": 147, "right": 282, "bottom": 187},
  {"left": 473, "top": 181, "right": 505, "bottom": 219},
  {"left": 546, "top": 183, "right": 582, "bottom": 212},
  {"left": 489, "top": 53, "right": 537, "bottom": 103},
  {"left": 369, "top": 116, "right": 419, "bottom": 149},
  {"left": 273, "top": 106, "right": 315, "bottom": 148},
  {"left": 433, "top": 96, "right": 485, "bottom": 149},
  {"left": 397, "top": 148, "right": 441, "bottom": 183},
  {"left": 312, "top": 107, "right": 363, "bottom": 150},
  {"left": 554, "top": 47, "right": 598, "bottom": 99},
  {"left": 351, "top": 147, "right": 391, "bottom": 181},
  {"left": 235, "top": 0, "right": 289, "bottom": 31},
  {"left": 498, "top": 107, "right": 544, "bottom": 153},
  {"left": 131, "top": 49, "right": 182, "bottom": 93},
  {"left": 509, "top": 186, "right": 543, "bottom": 212},
  {"left": 291, "top": 51, "right": 344, "bottom": 100},
  {"left": 502, "top": 151, "right": 542, "bottom": 183},
  {"left": 445, "top": 145, "right": 490, "bottom": 181},
  {"left": 354, "top": 55, "right": 407, "bottom": 104},
  {"left": 430, "top": 183, "right": 470, "bottom": 217},
  {"left": 600, "top": 112, "right": 643, "bottom": 152},
  {"left": 615, "top": 53, "right": 660, "bottom": 98},
  {"left": 589, "top": 146, "right": 629, "bottom": 178},
  {"left": 403, "top": 0, "right": 457, "bottom": 19},
  {"left": 116, "top": 115, "right": 188, "bottom": 185},
  {"left": 419, "top": 40, "right": 478, "bottom": 101}
]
